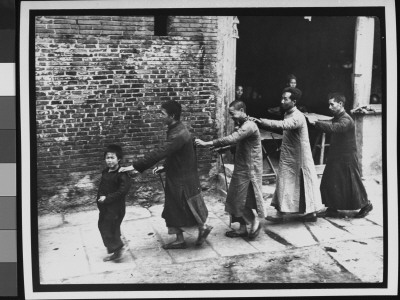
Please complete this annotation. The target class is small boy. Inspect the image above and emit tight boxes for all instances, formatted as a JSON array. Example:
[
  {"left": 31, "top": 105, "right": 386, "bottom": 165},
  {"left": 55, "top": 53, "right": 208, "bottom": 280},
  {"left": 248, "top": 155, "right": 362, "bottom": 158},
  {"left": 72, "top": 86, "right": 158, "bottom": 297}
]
[{"left": 97, "top": 144, "right": 131, "bottom": 262}]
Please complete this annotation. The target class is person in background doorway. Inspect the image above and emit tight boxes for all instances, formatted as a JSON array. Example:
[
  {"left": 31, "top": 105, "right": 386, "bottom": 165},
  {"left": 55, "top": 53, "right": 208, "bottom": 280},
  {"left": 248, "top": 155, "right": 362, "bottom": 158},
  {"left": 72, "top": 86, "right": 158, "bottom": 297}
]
[
  {"left": 235, "top": 85, "right": 244, "bottom": 101},
  {"left": 119, "top": 100, "right": 212, "bottom": 249},
  {"left": 286, "top": 74, "right": 297, "bottom": 88},
  {"left": 286, "top": 74, "right": 308, "bottom": 113},
  {"left": 195, "top": 100, "right": 265, "bottom": 239},
  {"left": 251, "top": 87, "right": 323, "bottom": 222},
  {"left": 307, "top": 93, "right": 373, "bottom": 218}
]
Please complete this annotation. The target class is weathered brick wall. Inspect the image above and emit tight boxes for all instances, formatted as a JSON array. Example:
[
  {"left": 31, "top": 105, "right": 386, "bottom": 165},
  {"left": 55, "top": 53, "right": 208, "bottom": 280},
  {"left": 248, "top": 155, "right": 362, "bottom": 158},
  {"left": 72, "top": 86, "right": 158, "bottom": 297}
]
[{"left": 35, "top": 15, "right": 221, "bottom": 212}]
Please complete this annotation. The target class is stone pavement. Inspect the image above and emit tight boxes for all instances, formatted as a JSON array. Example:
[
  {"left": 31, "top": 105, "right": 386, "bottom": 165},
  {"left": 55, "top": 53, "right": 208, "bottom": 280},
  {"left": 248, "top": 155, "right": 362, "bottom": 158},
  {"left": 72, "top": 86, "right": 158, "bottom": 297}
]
[{"left": 38, "top": 177, "right": 383, "bottom": 284}]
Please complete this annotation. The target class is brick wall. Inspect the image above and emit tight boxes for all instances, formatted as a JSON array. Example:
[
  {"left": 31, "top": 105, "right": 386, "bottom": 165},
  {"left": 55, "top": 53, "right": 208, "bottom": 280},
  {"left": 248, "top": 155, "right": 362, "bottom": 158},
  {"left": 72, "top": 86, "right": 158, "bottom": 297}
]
[{"left": 35, "top": 15, "right": 221, "bottom": 212}]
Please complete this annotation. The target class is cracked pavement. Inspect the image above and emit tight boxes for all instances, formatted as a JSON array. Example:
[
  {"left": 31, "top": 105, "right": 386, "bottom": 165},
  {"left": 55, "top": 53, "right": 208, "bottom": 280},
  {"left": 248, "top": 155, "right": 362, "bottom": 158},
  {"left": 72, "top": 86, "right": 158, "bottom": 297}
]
[{"left": 37, "top": 177, "right": 383, "bottom": 284}]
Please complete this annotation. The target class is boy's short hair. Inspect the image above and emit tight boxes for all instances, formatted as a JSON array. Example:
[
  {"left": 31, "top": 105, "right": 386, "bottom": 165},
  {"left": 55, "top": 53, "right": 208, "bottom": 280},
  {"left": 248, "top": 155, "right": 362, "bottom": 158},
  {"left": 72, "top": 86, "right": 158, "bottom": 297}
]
[
  {"left": 229, "top": 100, "right": 247, "bottom": 112},
  {"left": 328, "top": 92, "right": 346, "bottom": 105},
  {"left": 161, "top": 100, "right": 181, "bottom": 121},
  {"left": 104, "top": 144, "right": 123, "bottom": 160}
]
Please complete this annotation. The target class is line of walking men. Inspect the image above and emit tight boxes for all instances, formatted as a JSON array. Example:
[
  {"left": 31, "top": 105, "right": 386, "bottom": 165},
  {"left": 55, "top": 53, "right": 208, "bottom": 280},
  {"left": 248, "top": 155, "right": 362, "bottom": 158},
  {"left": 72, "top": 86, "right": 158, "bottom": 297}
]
[{"left": 96, "top": 87, "right": 373, "bottom": 261}]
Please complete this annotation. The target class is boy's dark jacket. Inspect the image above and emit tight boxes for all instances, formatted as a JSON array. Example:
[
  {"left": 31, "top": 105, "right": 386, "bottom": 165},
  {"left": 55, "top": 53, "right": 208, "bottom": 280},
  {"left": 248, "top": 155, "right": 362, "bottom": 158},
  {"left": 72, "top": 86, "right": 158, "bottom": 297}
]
[{"left": 97, "top": 166, "right": 131, "bottom": 205}]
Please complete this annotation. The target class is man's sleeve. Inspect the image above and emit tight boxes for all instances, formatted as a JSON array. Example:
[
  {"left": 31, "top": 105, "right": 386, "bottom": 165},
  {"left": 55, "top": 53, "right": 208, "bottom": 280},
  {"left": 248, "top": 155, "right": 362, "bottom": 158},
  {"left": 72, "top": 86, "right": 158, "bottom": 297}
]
[
  {"left": 133, "top": 133, "right": 185, "bottom": 172},
  {"left": 103, "top": 173, "right": 132, "bottom": 204},
  {"left": 315, "top": 117, "right": 352, "bottom": 133},
  {"left": 213, "top": 122, "right": 256, "bottom": 148},
  {"left": 259, "top": 113, "right": 302, "bottom": 130}
]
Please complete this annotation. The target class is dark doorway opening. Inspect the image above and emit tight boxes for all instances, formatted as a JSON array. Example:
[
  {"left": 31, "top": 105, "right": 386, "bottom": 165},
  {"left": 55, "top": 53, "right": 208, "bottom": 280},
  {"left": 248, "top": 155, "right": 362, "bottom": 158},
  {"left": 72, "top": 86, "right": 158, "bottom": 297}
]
[{"left": 236, "top": 16, "right": 359, "bottom": 115}]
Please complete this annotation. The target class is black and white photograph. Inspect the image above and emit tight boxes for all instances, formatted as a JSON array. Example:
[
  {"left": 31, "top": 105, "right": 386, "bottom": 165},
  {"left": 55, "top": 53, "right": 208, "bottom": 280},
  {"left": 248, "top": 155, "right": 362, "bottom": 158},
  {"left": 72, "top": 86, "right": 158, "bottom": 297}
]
[{"left": 18, "top": 0, "right": 397, "bottom": 299}]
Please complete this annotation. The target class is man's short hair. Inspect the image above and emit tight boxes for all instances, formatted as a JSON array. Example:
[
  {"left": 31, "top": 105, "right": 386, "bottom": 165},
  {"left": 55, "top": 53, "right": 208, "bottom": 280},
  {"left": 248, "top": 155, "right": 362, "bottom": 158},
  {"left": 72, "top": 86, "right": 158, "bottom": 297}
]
[
  {"left": 229, "top": 100, "right": 246, "bottom": 112},
  {"left": 282, "top": 87, "right": 302, "bottom": 102},
  {"left": 328, "top": 93, "right": 346, "bottom": 105},
  {"left": 161, "top": 100, "right": 181, "bottom": 121},
  {"left": 104, "top": 144, "right": 123, "bottom": 160}
]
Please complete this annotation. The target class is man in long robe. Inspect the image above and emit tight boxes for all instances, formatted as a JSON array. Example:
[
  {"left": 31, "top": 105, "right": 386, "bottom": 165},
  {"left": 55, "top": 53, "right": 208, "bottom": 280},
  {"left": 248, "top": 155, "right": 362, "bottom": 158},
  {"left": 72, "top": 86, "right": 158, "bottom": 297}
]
[
  {"left": 307, "top": 93, "right": 373, "bottom": 218},
  {"left": 252, "top": 87, "right": 323, "bottom": 222},
  {"left": 119, "top": 100, "right": 212, "bottom": 249},
  {"left": 195, "top": 100, "right": 264, "bottom": 239}
]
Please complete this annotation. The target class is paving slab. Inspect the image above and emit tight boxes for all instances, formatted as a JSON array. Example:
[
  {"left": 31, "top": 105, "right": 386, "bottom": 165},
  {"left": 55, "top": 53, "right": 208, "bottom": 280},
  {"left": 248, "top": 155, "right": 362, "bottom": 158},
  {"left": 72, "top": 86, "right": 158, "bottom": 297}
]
[
  {"left": 35, "top": 175, "right": 385, "bottom": 285},
  {"left": 164, "top": 240, "right": 219, "bottom": 264},
  {"left": 366, "top": 211, "right": 384, "bottom": 227},
  {"left": 364, "top": 204, "right": 384, "bottom": 226},
  {"left": 305, "top": 218, "right": 354, "bottom": 243},
  {"left": 140, "top": 217, "right": 221, "bottom": 264},
  {"left": 247, "top": 222, "right": 288, "bottom": 253},
  {"left": 122, "top": 219, "right": 162, "bottom": 250},
  {"left": 79, "top": 226, "right": 137, "bottom": 274},
  {"left": 147, "top": 204, "right": 164, "bottom": 217},
  {"left": 206, "top": 210, "right": 220, "bottom": 220},
  {"left": 206, "top": 218, "right": 259, "bottom": 257},
  {"left": 147, "top": 216, "right": 177, "bottom": 245},
  {"left": 39, "top": 227, "right": 90, "bottom": 283},
  {"left": 322, "top": 237, "right": 383, "bottom": 283},
  {"left": 63, "top": 210, "right": 98, "bottom": 226},
  {"left": 55, "top": 268, "right": 138, "bottom": 284},
  {"left": 130, "top": 247, "right": 173, "bottom": 266},
  {"left": 38, "top": 226, "right": 83, "bottom": 252},
  {"left": 265, "top": 221, "right": 318, "bottom": 248},
  {"left": 38, "top": 213, "right": 63, "bottom": 230},
  {"left": 60, "top": 255, "right": 235, "bottom": 284},
  {"left": 326, "top": 217, "right": 383, "bottom": 239},
  {"left": 224, "top": 247, "right": 361, "bottom": 283},
  {"left": 124, "top": 205, "right": 151, "bottom": 221},
  {"left": 207, "top": 199, "right": 226, "bottom": 213}
]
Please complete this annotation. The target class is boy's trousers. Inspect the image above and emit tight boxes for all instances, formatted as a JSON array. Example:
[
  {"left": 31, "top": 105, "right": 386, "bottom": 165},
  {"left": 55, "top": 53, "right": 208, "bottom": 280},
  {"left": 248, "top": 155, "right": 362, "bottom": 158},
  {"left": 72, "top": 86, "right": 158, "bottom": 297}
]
[{"left": 98, "top": 205, "right": 125, "bottom": 253}]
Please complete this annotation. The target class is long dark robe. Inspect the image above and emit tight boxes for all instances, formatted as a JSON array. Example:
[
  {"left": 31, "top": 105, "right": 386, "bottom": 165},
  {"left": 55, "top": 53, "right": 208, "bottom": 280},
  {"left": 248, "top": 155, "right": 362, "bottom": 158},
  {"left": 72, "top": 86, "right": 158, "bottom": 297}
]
[
  {"left": 315, "top": 110, "right": 368, "bottom": 210},
  {"left": 133, "top": 122, "right": 208, "bottom": 228}
]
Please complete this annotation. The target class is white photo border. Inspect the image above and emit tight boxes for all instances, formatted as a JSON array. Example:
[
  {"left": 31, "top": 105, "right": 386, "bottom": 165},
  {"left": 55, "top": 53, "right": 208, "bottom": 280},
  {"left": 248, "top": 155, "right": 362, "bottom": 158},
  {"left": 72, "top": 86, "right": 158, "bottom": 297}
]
[{"left": 19, "top": 0, "right": 397, "bottom": 299}]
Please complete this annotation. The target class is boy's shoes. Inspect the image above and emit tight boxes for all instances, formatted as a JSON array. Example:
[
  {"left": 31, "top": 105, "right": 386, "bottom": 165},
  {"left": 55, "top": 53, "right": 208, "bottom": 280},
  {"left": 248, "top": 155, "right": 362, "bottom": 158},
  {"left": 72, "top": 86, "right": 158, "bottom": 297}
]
[
  {"left": 196, "top": 225, "right": 213, "bottom": 246},
  {"left": 302, "top": 212, "right": 318, "bottom": 222},
  {"left": 103, "top": 246, "right": 124, "bottom": 262},
  {"left": 354, "top": 202, "right": 373, "bottom": 218},
  {"left": 162, "top": 241, "right": 187, "bottom": 250}
]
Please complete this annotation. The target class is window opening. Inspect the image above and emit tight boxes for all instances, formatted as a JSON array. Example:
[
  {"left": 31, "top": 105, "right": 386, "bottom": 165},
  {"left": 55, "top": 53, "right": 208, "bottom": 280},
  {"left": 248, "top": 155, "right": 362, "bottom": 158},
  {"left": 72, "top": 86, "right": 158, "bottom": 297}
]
[{"left": 154, "top": 15, "right": 168, "bottom": 36}]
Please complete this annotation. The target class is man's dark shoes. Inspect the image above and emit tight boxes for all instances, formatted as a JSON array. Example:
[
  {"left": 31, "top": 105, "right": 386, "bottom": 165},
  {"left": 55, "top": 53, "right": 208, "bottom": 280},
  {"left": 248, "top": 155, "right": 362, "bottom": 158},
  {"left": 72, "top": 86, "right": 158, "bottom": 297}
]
[
  {"left": 302, "top": 212, "right": 317, "bottom": 222},
  {"left": 225, "top": 230, "right": 248, "bottom": 238},
  {"left": 196, "top": 225, "right": 213, "bottom": 246},
  {"left": 355, "top": 202, "right": 373, "bottom": 218},
  {"left": 162, "top": 241, "right": 187, "bottom": 250},
  {"left": 248, "top": 223, "right": 262, "bottom": 240}
]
